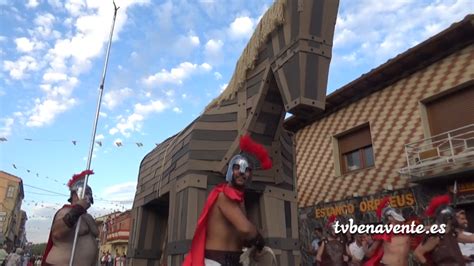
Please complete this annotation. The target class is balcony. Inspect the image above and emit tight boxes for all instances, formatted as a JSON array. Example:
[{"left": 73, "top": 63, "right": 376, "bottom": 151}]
[{"left": 400, "top": 123, "right": 474, "bottom": 181}]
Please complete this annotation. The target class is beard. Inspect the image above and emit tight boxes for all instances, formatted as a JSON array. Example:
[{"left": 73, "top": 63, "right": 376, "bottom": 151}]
[{"left": 231, "top": 176, "right": 246, "bottom": 190}]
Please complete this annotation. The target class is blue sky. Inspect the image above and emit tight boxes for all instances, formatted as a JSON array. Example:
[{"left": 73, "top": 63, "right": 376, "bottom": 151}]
[{"left": 0, "top": 0, "right": 472, "bottom": 243}]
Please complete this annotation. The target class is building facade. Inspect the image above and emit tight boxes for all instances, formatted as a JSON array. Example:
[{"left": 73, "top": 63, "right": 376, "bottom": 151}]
[
  {"left": 0, "top": 171, "right": 26, "bottom": 251},
  {"left": 96, "top": 210, "right": 131, "bottom": 262},
  {"left": 286, "top": 15, "right": 474, "bottom": 264}
]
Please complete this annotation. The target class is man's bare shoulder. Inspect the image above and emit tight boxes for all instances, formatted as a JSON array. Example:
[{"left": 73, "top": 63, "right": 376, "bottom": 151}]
[
  {"left": 54, "top": 206, "right": 71, "bottom": 219},
  {"left": 217, "top": 192, "right": 240, "bottom": 207}
]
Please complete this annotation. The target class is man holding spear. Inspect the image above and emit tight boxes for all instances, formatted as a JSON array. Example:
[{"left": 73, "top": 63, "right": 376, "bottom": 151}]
[{"left": 42, "top": 170, "right": 99, "bottom": 266}]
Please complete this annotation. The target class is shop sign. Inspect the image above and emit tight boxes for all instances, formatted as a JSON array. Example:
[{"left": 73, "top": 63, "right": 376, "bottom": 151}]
[
  {"left": 315, "top": 192, "right": 415, "bottom": 218},
  {"left": 448, "top": 181, "right": 474, "bottom": 194}
]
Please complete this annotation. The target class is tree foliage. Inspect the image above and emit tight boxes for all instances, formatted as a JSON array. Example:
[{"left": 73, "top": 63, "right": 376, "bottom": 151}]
[{"left": 30, "top": 243, "right": 47, "bottom": 256}]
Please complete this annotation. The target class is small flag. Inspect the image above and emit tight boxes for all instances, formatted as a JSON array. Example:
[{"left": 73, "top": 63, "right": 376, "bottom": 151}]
[
  {"left": 12, "top": 164, "right": 17, "bottom": 169},
  {"left": 115, "top": 141, "right": 123, "bottom": 147},
  {"left": 96, "top": 141, "right": 102, "bottom": 147},
  {"left": 0, "top": 137, "right": 7, "bottom": 142},
  {"left": 136, "top": 142, "right": 143, "bottom": 147},
  {"left": 72, "top": 140, "right": 77, "bottom": 145}
]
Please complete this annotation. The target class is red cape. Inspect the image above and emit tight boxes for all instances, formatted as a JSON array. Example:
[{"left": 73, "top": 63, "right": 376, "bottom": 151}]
[
  {"left": 42, "top": 205, "right": 73, "bottom": 266},
  {"left": 183, "top": 183, "right": 244, "bottom": 266}
]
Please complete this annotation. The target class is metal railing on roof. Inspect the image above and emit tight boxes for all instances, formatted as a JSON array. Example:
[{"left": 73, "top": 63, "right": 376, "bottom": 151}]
[{"left": 400, "top": 123, "right": 474, "bottom": 177}]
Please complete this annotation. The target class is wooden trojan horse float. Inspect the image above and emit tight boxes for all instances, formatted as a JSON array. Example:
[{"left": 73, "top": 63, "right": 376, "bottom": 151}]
[{"left": 128, "top": 0, "right": 339, "bottom": 265}]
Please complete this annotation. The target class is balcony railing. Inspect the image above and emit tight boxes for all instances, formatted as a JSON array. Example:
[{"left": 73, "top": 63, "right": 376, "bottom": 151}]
[{"left": 400, "top": 123, "right": 474, "bottom": 178}]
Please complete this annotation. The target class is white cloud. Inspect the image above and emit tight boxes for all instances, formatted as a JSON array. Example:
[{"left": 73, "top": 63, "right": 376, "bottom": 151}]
[
  {"left": 173, "top": 107, "right": 182, "bottom": 113},
  {"left": 102, "top": 181, "right": 136, "bottom": 201},
  {"left": 99, "top": 112, "right": 108, "bottom": 118},
  {"left": 43, "top": 71, "right": 68, "bottom": 82},
  {"left": 332, "top": 0, "right": 474, "bottom": 66},
  {"left": 26, "top": 98, "right": 77, "bottom": 127},
  {"left": 47, "top": 0, "right": 62, "bottom": 8},
  {"left": 109, "top": 100, "right": 168, "bottom": 137},
  {"left": 3, "top": 56, "right": 40, "bottom": 80},
  {"left": 103, "top": 87, "right": 133, "bottom": 110},
  {"left": 214, "top": 71, "right": 222, "bottom": 80},
  {"left": 12, "top": 0, "right": 151, "bottom": 129},
  {"left": 143, "top": 62, "right": 212, "bottom": 87},
  {"left": 0, "top": 117, "right": 14, "bottom": 137},
  {"left": 204, "top": 39, "right": 224, "bottom": 63},
  {"left": 228, "top": 16, "right": 255, "bottom": 39},
  {"left": 33, "top": 13, "right": 57, "bottom": 38},
  {"left": 14, "top": 37, "right": 45, "bottom": 53},
  {"left": 27, "top": 0, "right": 39, "bottom": 8}
]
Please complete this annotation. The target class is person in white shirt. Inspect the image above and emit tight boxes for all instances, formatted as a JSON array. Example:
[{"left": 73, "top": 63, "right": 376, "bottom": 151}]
[
  {"left": 308, "top": 227, "right": 322, "bottom": 266},
  {"left": 348, "top": 234, "right": 366, "bottom": 266},
  {"left": 457, "top": 209, "right": 474, "bottom": 266}
]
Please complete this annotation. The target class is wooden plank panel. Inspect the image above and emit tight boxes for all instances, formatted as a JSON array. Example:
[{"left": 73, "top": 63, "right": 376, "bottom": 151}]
[
  {"left": 171, "top": 185, "right": 179, "bottom": 242},
  {"left": 309, "top": 0, "right": 323, "bottom": 37},
  {"left": 248, "top": 57, "right": 269, "bottom": 78},
  {"left": 143, "top": 209, "right": 156, "bottom": 249},
  {"left": 247, "top": 81, "right": 261, "bottom": 98},
  {"left": 271, "top": 32, "right": 281, "bottom": 61},
  {"left": 179, "top": 189, "right": 189, "bottom": 240},
  {"left": 238, "top": 86, "right": 247, "bottom": 129},
  {"left": 193, "top": 121, "right": 237, "bottom": 131},
  {"left": 189, "top": 149, "right": 227, "bottom": 161},
  {"left": 282, "top": 54, "right": 301, "bottom": 102},
  {"left": 291, "top": 202, "right": 298, "bottom": 238},
  {"left": 277, "top": 27, "right": 286, "bottom": 51},
  {"left": 284, "top": 201, "right": 292, "bottom": 238},
  {"left": 290, "top": 0, "right": 300, "bottom": 41},
  {"left": 260, "top": 101, "right": 284, "bottom": 115},
  {"left": 189, "top": 140, "right": 233, "bottom": 151},
  {"left": 186, "top": 188, "right": 199, "bottom": 239},
  {"left": 219, "top": 97, "right": 238, "bottom": 106},
  {"left": 205, "top": 104, "right": 239, "bottom": 115},
  {"left": 279, "top": 250, "right": 288, "bottom": 266},
  {"left": 168, "top": 188, "right": 182, "bottom": 242},
  {"left": 199, "top": 113, "right": 237, "bottom": 122},
  {"left": 246, "top": 67, "right": 265, "bottom": 87},
  {"left": 176, "top": 174, "right": 207, "bottom": 192},
  {"left": 192, "top": 130, "right": 238, "bottom": 141}
]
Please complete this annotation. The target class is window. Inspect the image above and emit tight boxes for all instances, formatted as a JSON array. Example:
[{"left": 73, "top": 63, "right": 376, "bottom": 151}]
[
  {"left": 6, "top": 186, "right": 15, "bottom": 198},
  {"left": 425, "top": 84, "right": 474, "bottom": 136},
  {"left": 337, "top": 124, "right": 375, "bottom": 174}
]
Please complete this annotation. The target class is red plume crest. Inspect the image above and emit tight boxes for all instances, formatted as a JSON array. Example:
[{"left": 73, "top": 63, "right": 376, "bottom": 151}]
[
  {"left": 376, "top": 197, "right": 390, "bottom": 220},
  {"left": 239, "top": 134, "right": 272, "bottom": 170},
  {"left": 425, "top": 194, "right": 451, "bottom": 217},
  {"left": 67, "top": 169, "right": 94, "bottom": 188},
  {"left": 326, "top": 214, "right": 337, "bottom": 227}
]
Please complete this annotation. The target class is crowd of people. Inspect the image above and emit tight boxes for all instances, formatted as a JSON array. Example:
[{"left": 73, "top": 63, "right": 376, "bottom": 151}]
[
  {"left": 308, "top": 197, "right": 474, "bottom": 265},
  {"left": 0, "top": 246, "right": 42, "bottom": 266},
  {"left": 99, "top": 251, "right": 127, "bottom": 266}
]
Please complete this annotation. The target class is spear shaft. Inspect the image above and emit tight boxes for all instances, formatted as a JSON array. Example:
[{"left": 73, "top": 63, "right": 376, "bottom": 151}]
[{"left": 69, "top": 2, "right": 119, "bottom": 265}]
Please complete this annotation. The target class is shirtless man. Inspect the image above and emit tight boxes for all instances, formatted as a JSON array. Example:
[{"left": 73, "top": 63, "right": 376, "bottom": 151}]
[
  {"left": 316, "top": 216, "right": 349, "bottom": 266},
  {"left": 414, "top": 195, "right": 474, "bottom": 265},
  {"left": 42, "top": 170, "right": 99, "bottom": 266},
  {"left": 365, "top": 198, "right": 410, "bottom": 265},
  {"left": 184, "top": 135, "right": 271, "bottom": 266}
]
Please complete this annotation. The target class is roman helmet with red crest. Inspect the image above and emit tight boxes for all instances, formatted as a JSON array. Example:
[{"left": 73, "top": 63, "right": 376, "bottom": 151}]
[
  {"left": 225, "top": 134, "right": 272, "bottom": 185},
  {"left": 425, "top": 194, "right": 454, "bottom": 225},
  {"left": 376, "top": 197, "right": 405, "bottom": 223},
  {"left": 67, "top": 169, "right": 94, "bottom": 204}
]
